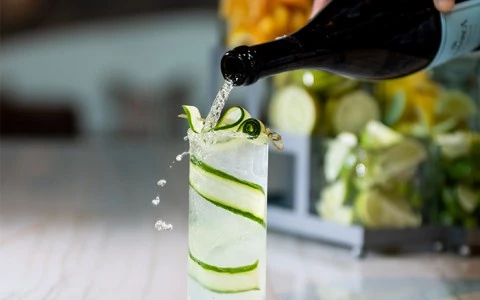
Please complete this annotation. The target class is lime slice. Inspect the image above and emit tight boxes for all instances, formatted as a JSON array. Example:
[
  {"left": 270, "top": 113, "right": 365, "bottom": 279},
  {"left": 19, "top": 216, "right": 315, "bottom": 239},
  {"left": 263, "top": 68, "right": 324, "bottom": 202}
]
[
  {"left": 355, "top": 190, "right": 421, "bottom": 228},
  {"left": 319, "top": 204, "right": 354, "bottom": 226},
  {"left": 434, "top": 131, "right": 472, "bottom": 159},
  {"left": 326, "top": 79, "right": 361, "bottom": 98},
  {"left": 317, "top": 180, "right": 355, "bottom": 225},
  {"left": 268, "top": 85, "right": 318, "bottom": 135},
  {"left": 182, "top": 105, "right": 204, "bottom": 133},
  {"left": 277, "top": 70, "right": 360, "bottom": 97},
  {"left": 188, "top": 250, "right": 260, "bottom": 294},
  {"left": 383, "top": 90, "right": 407, "bottom": 126},
  {"left": 360, "top": 120, "right": 404, "bottom": 150},
  {"left": 376, "top": 138, "right": 427, "bottom": 182},
  {"left": 317, "top": 180, "right": 354, "bottom": 225},
  {"left": 284, "top": 70, "right": 345, "bottom": 92},
  {"left": 328, "top": 90, "right": 381, "bottom": 135},
  {"left": 324, "top": 132, "right": 358, "bottom": 182},
  {"left": 355, "top": 191, "right": 381, "bottom": 228},
  {"left": 393, "top": 122, "right": 430, "bottom": 138},
  {"left": 457, "top": 185, "right": 479, "bottom": 214},
  {"left": 432, "top": 118, "right": 461, "bottom": 135},
  {"left": 436, "top": 90, "right": 477, "bottom": 120},
  {"left": 215, "top": 106, "right": 251, "bottom": 131},
  {"left": 320, "top": 180, "right": 348, "bottom": 207},
  {"left": 189, "top": 155, "right": 266, "bottom": 226}
]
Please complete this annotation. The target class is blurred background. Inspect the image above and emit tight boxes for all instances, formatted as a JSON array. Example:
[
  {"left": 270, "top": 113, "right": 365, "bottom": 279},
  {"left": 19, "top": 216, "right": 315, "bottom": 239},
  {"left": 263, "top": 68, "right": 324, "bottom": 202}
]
[
  {"left": 1, "top": 0, "right": 223, "bottom": 138},
  {"left": 1, "top": 0, "right": 480, "bottom": 299},
  {"left": 0, "top": 1, "right": 224, "bottom": 298}
]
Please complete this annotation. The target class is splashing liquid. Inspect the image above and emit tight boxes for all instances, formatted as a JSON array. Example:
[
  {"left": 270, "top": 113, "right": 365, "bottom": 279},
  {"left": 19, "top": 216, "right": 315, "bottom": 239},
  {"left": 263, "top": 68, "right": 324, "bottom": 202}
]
[
  {"left": 176, "top": 152, "right": 189, "bottom": 162},
  {"left": 202, "top": 80, "right": 234, "bottom": 132},
  {"left": 153, "top": 81, "right": 234, "bottom": 233},
  {"left": 152, "top": 196, "right": 160, "bottom": 206},
  {"left": 155, "top": 220, "right": 173, "bottom": 231}
]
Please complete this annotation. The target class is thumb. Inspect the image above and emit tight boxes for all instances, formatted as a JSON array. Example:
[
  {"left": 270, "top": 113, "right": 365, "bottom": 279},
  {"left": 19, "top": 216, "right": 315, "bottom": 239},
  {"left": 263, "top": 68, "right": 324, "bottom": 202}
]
[
  {"left": 310, "top": 0, "right": 331, "bottom": 18},
  {"left": 433, "top": 0, "right": 455, "bottom": 13}
]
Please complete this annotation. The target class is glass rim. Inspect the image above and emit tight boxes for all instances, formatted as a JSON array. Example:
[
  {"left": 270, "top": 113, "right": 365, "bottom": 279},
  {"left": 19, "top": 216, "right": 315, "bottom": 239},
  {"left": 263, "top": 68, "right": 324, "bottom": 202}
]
[{"left": 187, "top": 129, "right": 269, "bottom": 143}]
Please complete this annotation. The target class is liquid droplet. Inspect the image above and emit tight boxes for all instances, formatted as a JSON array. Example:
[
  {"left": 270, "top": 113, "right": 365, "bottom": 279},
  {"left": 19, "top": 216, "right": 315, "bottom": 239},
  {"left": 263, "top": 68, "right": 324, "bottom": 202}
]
[
  {"left": 157, "top": 179, "right": 167, "bottom": 187},
  {"left": 175, "top": 151, "right": 189, "bottom": 162},
  {"left": 155, "top": 220, "right": 173, "bottom": 231},
  {"left": 152, "top": 196, "right": 160, "bottom": 206}
]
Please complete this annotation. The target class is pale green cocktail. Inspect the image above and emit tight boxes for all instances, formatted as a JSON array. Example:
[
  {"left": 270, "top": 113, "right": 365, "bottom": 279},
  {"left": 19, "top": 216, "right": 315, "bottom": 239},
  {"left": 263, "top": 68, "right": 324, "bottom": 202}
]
[{"left": 182, "top": 105, "right": 277, "bottom": 299}]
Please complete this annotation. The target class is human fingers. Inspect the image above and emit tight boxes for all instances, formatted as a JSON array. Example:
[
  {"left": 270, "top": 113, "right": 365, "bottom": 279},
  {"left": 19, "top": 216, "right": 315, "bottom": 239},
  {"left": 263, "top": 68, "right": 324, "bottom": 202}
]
[
  {"left": 310, "top": 0, "right": 330, "bottom": 18},
  {"left": 433, "top": 0, "right": 455, "bottom": 13}
]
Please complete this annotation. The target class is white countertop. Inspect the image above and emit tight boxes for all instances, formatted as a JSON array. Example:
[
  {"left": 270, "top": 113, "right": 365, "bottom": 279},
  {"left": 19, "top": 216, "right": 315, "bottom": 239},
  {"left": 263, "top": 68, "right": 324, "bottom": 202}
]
[{"left": 1, "top": 139, "right": 479, "bottom": 299}]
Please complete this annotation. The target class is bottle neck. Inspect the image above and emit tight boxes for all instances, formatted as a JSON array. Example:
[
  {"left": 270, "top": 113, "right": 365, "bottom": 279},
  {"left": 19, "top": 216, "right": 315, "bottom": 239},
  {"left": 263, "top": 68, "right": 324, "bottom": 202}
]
[{"left": 221, "top": 36, "right": 311, "bottom": 86}]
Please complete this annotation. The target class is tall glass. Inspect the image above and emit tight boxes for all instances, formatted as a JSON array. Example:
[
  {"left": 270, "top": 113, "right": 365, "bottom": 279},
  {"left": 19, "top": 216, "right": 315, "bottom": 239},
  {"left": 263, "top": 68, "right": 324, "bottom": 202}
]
[{"left": 187, "top": 130, "right": 268, "bottom": 300}]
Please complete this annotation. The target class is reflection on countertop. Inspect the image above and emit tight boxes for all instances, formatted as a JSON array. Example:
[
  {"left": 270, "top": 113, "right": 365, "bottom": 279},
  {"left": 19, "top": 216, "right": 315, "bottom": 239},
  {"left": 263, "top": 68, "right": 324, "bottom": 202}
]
[
  {"left": 268, "top": 231, "right": 480, "bottom": 299},
  {"left": 1, "top": 139, "right": 479, "bottom": 300}
]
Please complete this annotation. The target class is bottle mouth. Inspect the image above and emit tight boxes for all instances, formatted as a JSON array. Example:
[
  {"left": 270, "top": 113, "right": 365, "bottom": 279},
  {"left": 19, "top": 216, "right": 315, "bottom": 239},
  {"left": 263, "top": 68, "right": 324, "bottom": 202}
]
[
  {"left": 221, "top": 46, "right": 256, "bottom": 86},
  {"left": 221, "top": 54, "right": 246, "bottom": 86}
]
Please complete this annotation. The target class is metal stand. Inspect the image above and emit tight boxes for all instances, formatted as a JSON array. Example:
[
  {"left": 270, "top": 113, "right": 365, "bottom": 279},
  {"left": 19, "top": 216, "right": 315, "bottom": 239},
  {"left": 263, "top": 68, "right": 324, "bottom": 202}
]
[
  {"left": 265, "top": 132, "right": 449, "bottom": 258},
  {"left": 448, "top": 228, "right": 480, "bottom": 257}
]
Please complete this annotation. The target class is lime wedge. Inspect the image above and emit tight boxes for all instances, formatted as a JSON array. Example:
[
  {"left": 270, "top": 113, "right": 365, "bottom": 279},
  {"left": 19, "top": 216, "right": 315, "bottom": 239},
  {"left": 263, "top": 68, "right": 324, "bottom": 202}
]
[
  {"left": 268, "top": 85, "right": 318, "bottom": 135},
  {"left": 317, "top": 180, "right": 355, "bottom": 225},
  {"left": 434, "top": 131, "right": 472, "bottom": 159},
  {"left": 355, "top": 190, "right": 421, "bottom": 228},
  {"left": 319, "top": 204, "right": 354, "bottom": 226},
  {"left": 436, "top": 90, "right": 477, "bottom": 120},
  {"left": 324, "top": 133, "right": 358, "bottom": 182},
  {"left": 354, "top": 139, "right": 426, "bottom": 189},
  {"left": 189, "top": 155, "right": 266, "bottom": 226},
  {"left": 215, "top": 106, "right": 251, "bottom": 131},
  {"left": 320, "top": 180, "right": 348, "bottom": 207},
  {"left": 432, "top": 118, "right": 461, "bottom": 135},
  {"left": 285, "top": 70, "right": 345, "bottom": 92},
  {"left": 457, "top": 185, "right": 479, "bottom": 214},
  {"left": 188, "top": 250, "right": 260, "bottom": 294},
  {"left": 355, "top": 191, "right": 381, "bottom": 228},
  {"left": 376, "top": 138, "right": 427, "bottom": 182},
  {"left": 360, "top": 120, "right": 404, "bottom": 150},
  {"left": 182, "top": 105, "right": 204, "bottom": 133},
  {"left": 326, "top": 79, "right": 361, "bottom": 98},
  {"left": 328, "top": 90, "right": 381, "bottom": 135}
]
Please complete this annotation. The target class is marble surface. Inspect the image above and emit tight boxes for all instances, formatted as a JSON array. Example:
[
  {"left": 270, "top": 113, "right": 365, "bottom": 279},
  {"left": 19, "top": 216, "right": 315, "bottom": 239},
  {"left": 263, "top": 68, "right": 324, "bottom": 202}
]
[{"left": 1, "top": 139, "right": 480, "bottom": 300}]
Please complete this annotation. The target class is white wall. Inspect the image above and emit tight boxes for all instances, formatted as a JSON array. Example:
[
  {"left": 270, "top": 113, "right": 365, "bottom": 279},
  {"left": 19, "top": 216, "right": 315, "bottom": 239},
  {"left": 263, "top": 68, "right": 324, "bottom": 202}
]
[{"left": 1, "top": 10, "right": 219, "bottom": 135}]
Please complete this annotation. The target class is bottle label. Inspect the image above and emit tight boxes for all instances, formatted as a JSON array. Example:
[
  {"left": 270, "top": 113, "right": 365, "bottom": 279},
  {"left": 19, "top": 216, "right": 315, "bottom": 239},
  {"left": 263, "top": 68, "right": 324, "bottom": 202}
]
[{"left": 429, "top": 0, "right": 480, "bottom": 68}]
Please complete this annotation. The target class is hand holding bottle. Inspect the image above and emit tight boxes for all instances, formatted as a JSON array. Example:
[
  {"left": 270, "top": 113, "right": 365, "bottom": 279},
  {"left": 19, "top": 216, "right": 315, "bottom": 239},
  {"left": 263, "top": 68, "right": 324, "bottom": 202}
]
[{"left": 222, "top": 0, "right": 480, "bottom": 86}]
